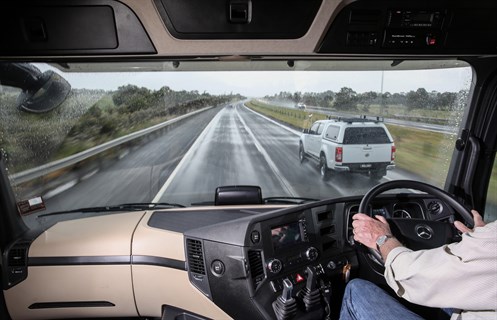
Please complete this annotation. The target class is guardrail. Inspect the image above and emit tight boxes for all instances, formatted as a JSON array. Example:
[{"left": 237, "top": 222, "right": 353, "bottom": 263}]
[{"left": 11, "top": 106, "right": 213, "bottom": 185}]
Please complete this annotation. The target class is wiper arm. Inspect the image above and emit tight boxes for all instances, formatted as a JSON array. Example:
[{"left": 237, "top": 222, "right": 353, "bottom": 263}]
[
  {"left": 263, "top": 197, "right": 319, "bottom": 205},
  {"left": 37, "top": 202, "right": 184, "bottom": 218},
  {"left": 118, "top": 202, "right": 185, "bottom": 209}
]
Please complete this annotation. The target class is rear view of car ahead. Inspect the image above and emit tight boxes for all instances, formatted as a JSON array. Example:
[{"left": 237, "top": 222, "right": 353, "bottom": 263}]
[{"left": 299, "top": 117, "right": 395, "bottom": 181}]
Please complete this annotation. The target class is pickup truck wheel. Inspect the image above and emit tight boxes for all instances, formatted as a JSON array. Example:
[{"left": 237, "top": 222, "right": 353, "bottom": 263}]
[
  {"left": 299, "top": 143, "right": 306, "bottom": 163},
  {"left": 319, "top": 154, "right": 329, "bottom": 180}
]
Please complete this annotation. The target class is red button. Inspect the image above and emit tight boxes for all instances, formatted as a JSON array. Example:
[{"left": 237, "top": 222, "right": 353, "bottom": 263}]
[
  {"left": 295, "top": 273, "right": 305, "bottom": 283},
  {"left": 426, "top": 36, "right": 437, "bottom": 46}
]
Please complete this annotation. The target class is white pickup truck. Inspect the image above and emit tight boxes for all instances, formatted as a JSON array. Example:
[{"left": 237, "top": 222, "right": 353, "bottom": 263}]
[{"left": 299, "top": 117, "right": 396, "bottom": 180}]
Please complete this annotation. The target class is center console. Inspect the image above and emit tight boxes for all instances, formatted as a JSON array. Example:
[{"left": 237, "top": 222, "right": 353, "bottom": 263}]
[
  {"left": 245, "top": 205, "right": 356, "bottom": 319},
  {"left": 182, "top": 203, "right": 358, "bottom": 320}
]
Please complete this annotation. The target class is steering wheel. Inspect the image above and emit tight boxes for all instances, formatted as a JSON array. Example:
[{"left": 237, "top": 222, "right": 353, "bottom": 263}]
[{"left": 358, "top": 180, "right": 475, "bottom": 264}]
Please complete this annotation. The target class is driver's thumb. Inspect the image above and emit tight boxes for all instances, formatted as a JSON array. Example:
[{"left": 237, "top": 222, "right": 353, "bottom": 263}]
[
  {"left": 375, "top": 215, "right": 388, "bottom": 224},
  {"left": 454, "top": 220, "right": 472, "bottom": 233}
]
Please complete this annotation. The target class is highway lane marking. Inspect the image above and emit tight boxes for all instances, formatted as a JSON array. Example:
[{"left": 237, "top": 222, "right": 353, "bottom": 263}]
[
  {"left": 152, "top": 110, "right": 223, "bottom": 202},
  {"left": 44, "top": 180, "right": 78, "bottom": 199},
  {"left": 243, "top": 103, "right": 302, "bottom": 136},
  {"left": 241, "top": 104, "right": 352, "bottom": 197},
  {"left": 235, "top": 107, "right": 298, "bottom": 197}
]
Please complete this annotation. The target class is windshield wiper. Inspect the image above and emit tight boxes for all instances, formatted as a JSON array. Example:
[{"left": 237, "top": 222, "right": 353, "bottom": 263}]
[
  {"left": 37, "top": 202, "right": 185, "bottom": 218},
  {"left": 191, "top": 197, "right": 320, "bottom": 206},
  {"left": 263, "top": 197, "right": 319, "bottom": 204}
]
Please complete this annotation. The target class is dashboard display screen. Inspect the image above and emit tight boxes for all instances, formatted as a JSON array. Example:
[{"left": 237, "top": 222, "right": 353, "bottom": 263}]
[{"left": 271, "top": 222, "right": 302, "bottom": 250}]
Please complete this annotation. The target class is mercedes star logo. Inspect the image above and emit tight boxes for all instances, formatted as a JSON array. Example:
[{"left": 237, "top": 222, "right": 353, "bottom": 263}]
[{"left": 415, "top": 225, "right": 433, "bottom": 240}]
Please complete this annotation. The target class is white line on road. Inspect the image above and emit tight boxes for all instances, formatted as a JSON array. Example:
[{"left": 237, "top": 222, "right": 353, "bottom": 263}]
[
  {"left": 44, "top": 180, "right": 78, "bottom": 200},
  {"left": 152, "top": 111, "right": 222, "bottom": 202},
  {"left": 235, "top": 107, "right": 298, "bottom": 197},
  {"left": 243, "top": 103, "right": 302, "bottom": 136}
]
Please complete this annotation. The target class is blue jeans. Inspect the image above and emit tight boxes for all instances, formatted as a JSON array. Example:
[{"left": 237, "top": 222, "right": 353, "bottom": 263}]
[{"left": 339, "top": 279, "right": 425, "bottom": 320}]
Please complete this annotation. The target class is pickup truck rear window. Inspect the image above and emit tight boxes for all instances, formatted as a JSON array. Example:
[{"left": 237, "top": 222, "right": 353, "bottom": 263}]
[{"left": 343, "top": 127, "right": 391, "bottom": 144}]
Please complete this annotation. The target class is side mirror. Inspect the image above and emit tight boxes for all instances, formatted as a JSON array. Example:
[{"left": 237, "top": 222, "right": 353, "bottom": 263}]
[
  {"left": 302, "top": 128, "right": 309, "bottom": 134},
  {"left": 0, "top": 63, "right": 71, "bottom": 113}
]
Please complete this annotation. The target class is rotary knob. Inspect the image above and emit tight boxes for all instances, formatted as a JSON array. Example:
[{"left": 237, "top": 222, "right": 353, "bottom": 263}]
[
  {"left": 267, "top": 259, "right": 283, "bottom": 274},
  {"left": 305, "top": 247, "right": 318, "bottom": 261}
]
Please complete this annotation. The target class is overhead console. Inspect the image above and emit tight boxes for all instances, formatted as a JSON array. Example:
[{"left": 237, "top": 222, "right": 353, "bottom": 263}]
[
  {"left": 318, "top": 0, "right": 497, "bottom": 55},
  {"left": 154, "top": 0, "right": 322, "bottom": 39}
]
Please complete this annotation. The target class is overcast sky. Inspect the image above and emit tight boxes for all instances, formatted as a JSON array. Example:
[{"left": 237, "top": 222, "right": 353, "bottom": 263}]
[{"left": 43, "top": 65, "right": 472, "bottom": 97}]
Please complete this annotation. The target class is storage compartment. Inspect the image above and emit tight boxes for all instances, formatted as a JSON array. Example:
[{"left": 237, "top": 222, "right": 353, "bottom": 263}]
[
  {"left": 154, "top": 0, "right": 322, "bottom": 39},
  {"left": 0, "top": 0, "right": 156, "bottom": 55}
]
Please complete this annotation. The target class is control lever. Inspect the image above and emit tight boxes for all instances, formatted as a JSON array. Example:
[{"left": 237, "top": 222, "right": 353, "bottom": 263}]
[
  {"left": 272, "top": 279, "right": 297, "bottom": 320},
  {"left": 297, "top": 266, "right": 321, "bottom": 312}
]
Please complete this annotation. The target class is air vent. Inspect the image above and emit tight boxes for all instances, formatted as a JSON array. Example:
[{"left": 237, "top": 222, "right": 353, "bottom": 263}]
[
  {"left": 317, "top": 210, "right": 332, "bottom": 222},
  {"left": 319, "top": 224, "right": 338, "bottom": 252},
  {"left": 8, "top": 247, "right": 27, "bottom": 267},
  {"left": 4, "top": 241, "right": 30, "bottom": 289},
  {"left": 186, "top": 239, "right": 205, "bottom": 275},
  {"left": 248, "top": 250, "right": 264, "bottom": 288}
]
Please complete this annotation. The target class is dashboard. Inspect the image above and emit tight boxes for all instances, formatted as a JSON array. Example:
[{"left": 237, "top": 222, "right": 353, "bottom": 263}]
[{"left": 2, "top": 194, "right": 456, "bottom": 320}]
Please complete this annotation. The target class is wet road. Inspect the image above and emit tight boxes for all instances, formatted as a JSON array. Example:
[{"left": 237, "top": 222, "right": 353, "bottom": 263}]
[
  {"left": 155, "top": 103, "right": 403, "bottom": 205},
  {"left": 27, "top": 102, "right": 411, "bottom": 228}
]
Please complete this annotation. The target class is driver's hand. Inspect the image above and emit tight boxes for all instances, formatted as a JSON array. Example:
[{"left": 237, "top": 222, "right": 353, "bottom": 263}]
[
  {"left": 352, "top": 213, "right": 392, "bottom": 250},
  {"left": 454, "top": 210, "right": 485, "bottom": 233}
]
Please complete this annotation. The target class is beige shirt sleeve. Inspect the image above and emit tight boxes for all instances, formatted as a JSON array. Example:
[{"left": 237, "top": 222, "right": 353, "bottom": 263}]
[{"left": 384, "top": 221, "right": 497, "bottom": 311}]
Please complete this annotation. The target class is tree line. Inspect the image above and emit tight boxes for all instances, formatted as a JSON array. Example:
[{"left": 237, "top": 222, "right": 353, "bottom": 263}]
[
  {"left": 266, "top": 87, "right": 468, "bottom": 112},
  {"left": 0, "top": 84, "right": 243, "bottom": 172},
  {"left": 64, "top": 84, "right": 243, "bottom": 154}
]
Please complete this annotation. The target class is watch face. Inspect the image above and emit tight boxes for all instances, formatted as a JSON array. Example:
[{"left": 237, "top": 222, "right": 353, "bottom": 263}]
[{"left": 376, "top": 235, "right": 388, "bottom": 246}]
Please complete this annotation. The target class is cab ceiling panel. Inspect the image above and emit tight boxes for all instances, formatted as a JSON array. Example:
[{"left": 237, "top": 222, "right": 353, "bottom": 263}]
[
  {"left": 318, "top": 0, "right": 497, "bottom": 55},
  {"left": 154, "top": 0, "right": 322, "bottom": 39},
  {"left": 0, "top": 0, "right": 156, "bottom": 56}
]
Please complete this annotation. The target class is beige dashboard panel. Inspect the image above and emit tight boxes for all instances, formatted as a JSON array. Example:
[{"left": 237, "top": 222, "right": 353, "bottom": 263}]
[
  {"left": 29, "top": 211, "right": 145, "bottom": 257},
  {"left": 132, "top": 211, "right": 185, "bottom": 260},
  {"left": 133, "top": 265, "right": 231, "bottom": 319},
  {"left": 4, "top": 265, "right": 137, "bottom": 320}
]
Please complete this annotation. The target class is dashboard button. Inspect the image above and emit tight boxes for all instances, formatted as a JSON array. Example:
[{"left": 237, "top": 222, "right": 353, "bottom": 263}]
[
  {"left": 327, "top": 260, "right": 337, "bottom": 270},
  {"left": 295, "top": 273, "right": 305, "bottom": 283},
  {"left": 251, "top": 230, "right": 261, "bottom": 244},
  {"left": 305, "top": 247, "right": 319, "bottom": 261},
  {"left": 267, "top": 259, "right": 283, "bottom": 274},
  {"left": 211, "top": 260, "right": 225, "bottom": 276}
]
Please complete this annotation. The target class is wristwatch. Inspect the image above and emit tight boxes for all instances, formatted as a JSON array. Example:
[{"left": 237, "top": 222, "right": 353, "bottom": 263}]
[{"left": 376, "top": 234, "right": 392, "bottom": 251}]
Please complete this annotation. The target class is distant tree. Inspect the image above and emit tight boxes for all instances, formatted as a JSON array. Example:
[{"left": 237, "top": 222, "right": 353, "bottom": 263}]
[
  {"left": 334, "top": 87, "right": 359, "bottom": 110},
  {"left": 359, "top": 91, "right": 378, "bottom": 112},
  {"left": 406, "top": 88, "right": 430, "bottom": 110},
  {"left": 293, "top": 92, "right": 302, "bottom": 103},
  {"left": 113, "top": 85, "right": 153, "bottom": 113},
  {"left": 323, "top": 91, "right": 334, "bottom": 108},
  {"left": 434, "top": 92, "right": 457, "bottom": 110},
  {"left": 390, "top": 92, "right": 407, "bottom": 106}
]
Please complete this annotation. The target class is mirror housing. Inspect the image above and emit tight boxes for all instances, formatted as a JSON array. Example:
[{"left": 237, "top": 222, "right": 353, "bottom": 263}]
[{"left": 0, "top": 63, "right": 71, "bottom": 113}]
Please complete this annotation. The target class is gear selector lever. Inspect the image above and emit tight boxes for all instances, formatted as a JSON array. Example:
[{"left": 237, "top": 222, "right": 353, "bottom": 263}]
[
  {"left": 297, "top": 266, "right": 322, "bottom": 312},
  {"left": 272, "top": 278, "right": 298, "bottom": 320}
]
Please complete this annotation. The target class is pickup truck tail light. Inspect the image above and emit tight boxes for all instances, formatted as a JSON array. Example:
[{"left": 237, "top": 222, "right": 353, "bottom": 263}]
[
  {"left": 391, "top": 145, "right": 396, "bottom": 161},
  {"left": 335, "top": 147, "right": 343, "bottom": 162}
]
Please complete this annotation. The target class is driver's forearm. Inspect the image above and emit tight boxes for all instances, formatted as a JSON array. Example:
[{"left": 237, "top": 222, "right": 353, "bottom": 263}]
[{"left": 379, "top": 237, "right": 403, "bottom": 260}]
